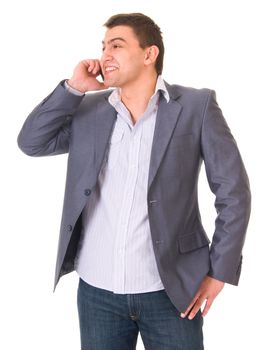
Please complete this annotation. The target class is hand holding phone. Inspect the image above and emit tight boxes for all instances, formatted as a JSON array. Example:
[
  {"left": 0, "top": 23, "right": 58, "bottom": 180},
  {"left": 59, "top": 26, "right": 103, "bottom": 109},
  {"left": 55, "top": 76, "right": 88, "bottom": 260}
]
[{"left": 68, "top": 59, "right": 106, "bottom": 93}]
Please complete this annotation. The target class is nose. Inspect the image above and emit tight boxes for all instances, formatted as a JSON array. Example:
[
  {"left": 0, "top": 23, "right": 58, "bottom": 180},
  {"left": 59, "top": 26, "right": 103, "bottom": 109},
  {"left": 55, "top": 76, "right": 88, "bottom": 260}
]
[{"left": 101, "top": 47, "right": 113, "bottom": 62}]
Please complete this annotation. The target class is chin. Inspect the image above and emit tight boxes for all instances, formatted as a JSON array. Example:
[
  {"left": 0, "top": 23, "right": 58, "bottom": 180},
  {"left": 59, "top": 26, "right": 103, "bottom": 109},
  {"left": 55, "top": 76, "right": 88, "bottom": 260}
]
[
  {"left": 104, "top": 77, "right": 122, "bottom": 88},
  {"left": 103, "top": 79, "right": 114, "bottom": 88}
]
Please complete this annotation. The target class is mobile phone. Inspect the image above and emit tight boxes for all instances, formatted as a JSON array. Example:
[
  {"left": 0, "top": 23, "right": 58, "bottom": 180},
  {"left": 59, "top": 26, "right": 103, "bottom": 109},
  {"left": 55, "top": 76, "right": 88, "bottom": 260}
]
[{"left": 100, "top": 70, "right": 104, "bottom": 81}]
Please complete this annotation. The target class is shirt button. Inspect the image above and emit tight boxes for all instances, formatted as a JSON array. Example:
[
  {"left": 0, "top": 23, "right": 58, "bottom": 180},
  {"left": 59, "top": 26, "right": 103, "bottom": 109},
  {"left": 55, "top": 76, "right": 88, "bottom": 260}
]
[
  {"left": 84, "top": 189, "right": 91, "bottom": 196},
  {"left": 149, "top": 199, "right": 157, "bottom": 206}
]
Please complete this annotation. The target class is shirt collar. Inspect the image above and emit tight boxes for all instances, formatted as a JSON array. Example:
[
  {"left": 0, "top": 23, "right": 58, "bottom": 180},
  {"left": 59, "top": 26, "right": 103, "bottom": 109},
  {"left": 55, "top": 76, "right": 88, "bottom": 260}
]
[
  {"left": 155, "top": 75, "right": 170, "bottom": 103},
  {"left": 108, "top": 75, "right": 170, "bottom": 108}
]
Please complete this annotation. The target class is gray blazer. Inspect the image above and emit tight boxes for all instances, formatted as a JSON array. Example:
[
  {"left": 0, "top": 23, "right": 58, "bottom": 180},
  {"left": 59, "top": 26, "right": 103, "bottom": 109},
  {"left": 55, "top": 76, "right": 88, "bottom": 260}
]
[{"left": 17, "top": 80, "right": 251, "bottom": 312}]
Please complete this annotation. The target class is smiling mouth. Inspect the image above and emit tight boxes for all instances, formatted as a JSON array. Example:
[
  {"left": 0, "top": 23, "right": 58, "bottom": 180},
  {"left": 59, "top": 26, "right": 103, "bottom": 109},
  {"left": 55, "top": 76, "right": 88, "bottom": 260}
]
[{"left": 104, "top": 66, "right": 118, "bottom": 75}]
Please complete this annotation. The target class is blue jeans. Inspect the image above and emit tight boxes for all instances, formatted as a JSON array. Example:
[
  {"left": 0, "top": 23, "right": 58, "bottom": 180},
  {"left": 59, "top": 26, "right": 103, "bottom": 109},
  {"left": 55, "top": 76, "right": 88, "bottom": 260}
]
[{"left": 77, "top": 278, "right": 204, "bottom": 350}]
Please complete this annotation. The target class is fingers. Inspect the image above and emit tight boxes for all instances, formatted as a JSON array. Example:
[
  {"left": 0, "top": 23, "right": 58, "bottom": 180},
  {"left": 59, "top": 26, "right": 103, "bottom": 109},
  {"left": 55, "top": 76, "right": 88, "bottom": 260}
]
[
  {"left": 180, "top": 276, "right": 225, "bottom": 320},
  {"left": 180, "top": 295, "right": 200, "bottom": 319},
  {"left": 201, "top": 298, "right": 213, "bottom": 317},
  {"left": 69, "top": 59, "right": 105, "bottom": 92},
  {"left": 187, "top": 296, "right": 209, "bottom": 320},
  {"left": 83, "top": 59, "right": 101, "bottom": 76},
  {"left": 181, "top": 295, "right": 207, "bottom": 320}
]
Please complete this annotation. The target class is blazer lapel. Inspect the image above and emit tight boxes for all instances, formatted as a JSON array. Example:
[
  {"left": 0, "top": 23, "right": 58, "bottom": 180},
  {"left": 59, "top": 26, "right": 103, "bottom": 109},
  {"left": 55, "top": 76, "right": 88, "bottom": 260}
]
[
  {"left": 148, "top": 87, "right": 182, "bottom": 191},
  {"left": 93, "top": 84, "right": 182, "bottom": 191}
]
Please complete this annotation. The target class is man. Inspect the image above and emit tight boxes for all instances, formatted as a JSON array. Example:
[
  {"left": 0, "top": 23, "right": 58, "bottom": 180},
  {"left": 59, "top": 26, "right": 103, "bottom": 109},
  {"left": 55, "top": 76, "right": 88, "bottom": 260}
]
[{"left": 17, "top": 13, "right": 251, "bottom": 350}]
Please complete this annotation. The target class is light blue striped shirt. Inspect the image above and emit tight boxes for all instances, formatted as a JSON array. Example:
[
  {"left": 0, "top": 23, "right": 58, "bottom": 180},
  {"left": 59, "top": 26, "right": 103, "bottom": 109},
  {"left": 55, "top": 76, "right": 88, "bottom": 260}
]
[{"left": 74, "top": 76, "right": 170, "bottom": 293}]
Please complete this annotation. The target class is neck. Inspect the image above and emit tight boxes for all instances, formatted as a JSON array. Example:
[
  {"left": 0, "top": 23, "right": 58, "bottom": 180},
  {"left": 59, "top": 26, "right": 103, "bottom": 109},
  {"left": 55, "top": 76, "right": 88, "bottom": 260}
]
[{"left": 120, "top": 73, "right": 158, "bottom": 123}]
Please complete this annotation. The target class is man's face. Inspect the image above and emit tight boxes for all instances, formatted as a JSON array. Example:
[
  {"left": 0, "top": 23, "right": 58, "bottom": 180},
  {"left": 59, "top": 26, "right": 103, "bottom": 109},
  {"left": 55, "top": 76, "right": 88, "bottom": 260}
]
[{"left": 100, "top": 25, "right": 148, "bottom": 88}]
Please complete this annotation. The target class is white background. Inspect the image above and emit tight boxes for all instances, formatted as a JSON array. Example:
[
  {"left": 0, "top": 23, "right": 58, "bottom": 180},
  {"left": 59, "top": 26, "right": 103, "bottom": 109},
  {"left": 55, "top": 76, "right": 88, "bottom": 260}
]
[{"left": 1, "top": 0, "right": 262, "bottom": 349}]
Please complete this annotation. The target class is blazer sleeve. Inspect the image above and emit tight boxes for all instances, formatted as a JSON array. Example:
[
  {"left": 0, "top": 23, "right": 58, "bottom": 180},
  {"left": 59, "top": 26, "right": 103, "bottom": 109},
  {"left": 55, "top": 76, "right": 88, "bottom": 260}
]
[
  {"left": 201, "top": 90, "right": 251, "bottom": 285},
  {"left": 17, "top": 80, "right": 84, "bottom": 156}
]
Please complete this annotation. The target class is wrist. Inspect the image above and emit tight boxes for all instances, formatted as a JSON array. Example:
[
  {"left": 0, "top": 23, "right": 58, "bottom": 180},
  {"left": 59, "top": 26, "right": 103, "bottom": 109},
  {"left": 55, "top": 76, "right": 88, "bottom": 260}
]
[{"left": 67, "top": 79, "right": 87, "bottom": 93}]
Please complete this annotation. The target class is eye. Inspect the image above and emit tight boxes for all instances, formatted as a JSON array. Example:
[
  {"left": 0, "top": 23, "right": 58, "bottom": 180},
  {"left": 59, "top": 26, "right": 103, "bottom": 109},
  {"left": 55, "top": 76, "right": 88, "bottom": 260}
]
[{"left": 113, "top": 44, "right": 121, "bottom": 49}]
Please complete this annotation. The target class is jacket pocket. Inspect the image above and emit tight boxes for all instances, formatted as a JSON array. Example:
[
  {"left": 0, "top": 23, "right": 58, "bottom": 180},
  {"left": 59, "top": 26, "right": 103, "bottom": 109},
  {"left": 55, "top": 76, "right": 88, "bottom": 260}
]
[{"left": 178, "top": 231, "right": 210, "bottom": 254}]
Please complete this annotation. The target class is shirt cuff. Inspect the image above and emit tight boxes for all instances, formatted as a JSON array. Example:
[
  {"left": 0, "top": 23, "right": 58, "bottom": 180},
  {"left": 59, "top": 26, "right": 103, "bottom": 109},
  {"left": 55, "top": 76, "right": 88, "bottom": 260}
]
[{"left": 64, "top": 80, "right": 85, "bottom": 96}]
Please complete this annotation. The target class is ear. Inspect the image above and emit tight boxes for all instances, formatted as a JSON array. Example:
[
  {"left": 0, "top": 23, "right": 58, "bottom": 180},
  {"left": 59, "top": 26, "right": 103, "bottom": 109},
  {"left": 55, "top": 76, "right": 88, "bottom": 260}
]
[{"left": 144, "top": 45, "right": 159, "bottom": 67}]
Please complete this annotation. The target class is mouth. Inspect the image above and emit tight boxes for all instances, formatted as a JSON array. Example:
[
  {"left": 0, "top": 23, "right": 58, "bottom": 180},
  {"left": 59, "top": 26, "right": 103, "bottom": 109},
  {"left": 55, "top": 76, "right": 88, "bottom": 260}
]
[{"left": 104, "top": 66, "right": 118, "bottom": 76}]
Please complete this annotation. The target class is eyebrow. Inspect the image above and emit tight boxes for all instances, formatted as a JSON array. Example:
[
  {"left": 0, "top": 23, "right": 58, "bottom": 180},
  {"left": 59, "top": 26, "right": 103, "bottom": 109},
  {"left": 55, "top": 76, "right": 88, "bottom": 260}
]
[{"left": 102, "top": 37, "right": 127, "bottom": 45}]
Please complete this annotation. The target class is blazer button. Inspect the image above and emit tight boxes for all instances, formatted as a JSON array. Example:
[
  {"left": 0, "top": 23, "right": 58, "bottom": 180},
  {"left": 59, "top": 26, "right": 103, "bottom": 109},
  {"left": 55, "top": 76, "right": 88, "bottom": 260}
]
[
  {"left": 67, "top": 225, "right": 73, "bottom": 232},
  {"left": 84, "top": 189, "right": 91, "bottom": 196},
  {"left": 149, "top": 199, "right": 157, "bottom": 206}
]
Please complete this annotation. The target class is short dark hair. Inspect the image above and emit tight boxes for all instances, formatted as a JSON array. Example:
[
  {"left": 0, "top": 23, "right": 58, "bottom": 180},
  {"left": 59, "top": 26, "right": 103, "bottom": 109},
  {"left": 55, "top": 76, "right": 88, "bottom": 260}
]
[{"left": 104, "top": 13, "right": 164, "bottom": 75}]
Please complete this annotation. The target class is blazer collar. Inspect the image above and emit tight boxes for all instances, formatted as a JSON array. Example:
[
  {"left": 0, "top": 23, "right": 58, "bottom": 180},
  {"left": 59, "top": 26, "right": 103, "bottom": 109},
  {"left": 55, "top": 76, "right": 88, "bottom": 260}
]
[
  {"left": 164, "top": 80, "right": 182, "bottom": 101},
  {"left": 94, "top": 82, "right": 183, "bottom": 190}
]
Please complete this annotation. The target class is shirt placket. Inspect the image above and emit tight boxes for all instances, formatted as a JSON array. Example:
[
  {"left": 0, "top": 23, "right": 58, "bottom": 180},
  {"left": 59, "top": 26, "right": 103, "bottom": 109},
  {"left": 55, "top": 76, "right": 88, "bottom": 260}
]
[{"left": 112, "top": 125, "right": 142, "bottom": 292}]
